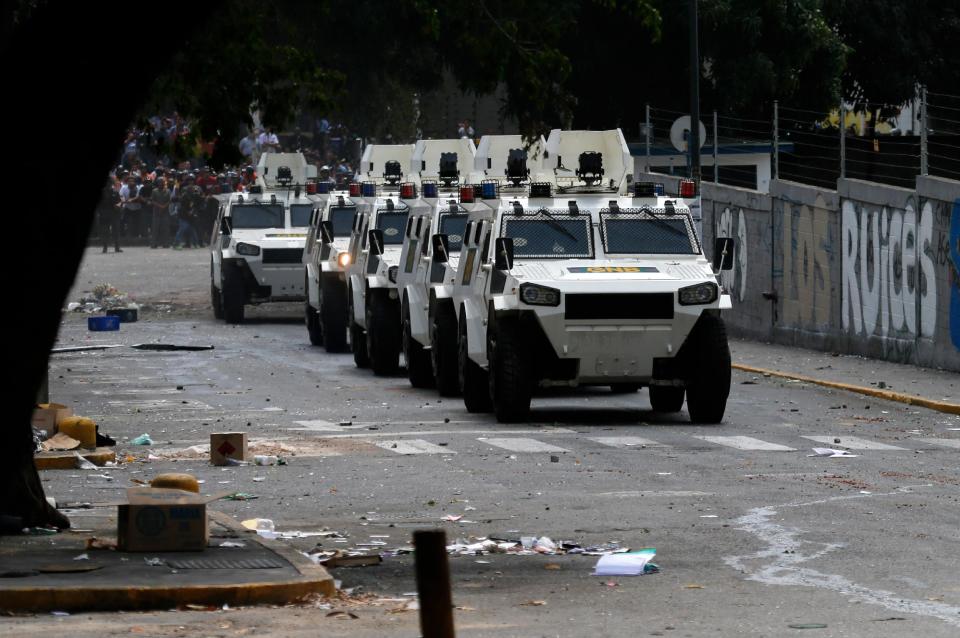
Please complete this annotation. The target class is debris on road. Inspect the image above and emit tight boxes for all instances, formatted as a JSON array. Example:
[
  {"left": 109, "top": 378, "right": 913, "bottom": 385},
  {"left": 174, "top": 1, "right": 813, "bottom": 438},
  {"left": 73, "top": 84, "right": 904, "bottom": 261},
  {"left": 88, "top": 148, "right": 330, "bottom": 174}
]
[
  {"left": 593, "top": 548, "right": 659, "bottom": 576},
  {"left": 223, "top": 492, "right": 258, "bottom": 501},
  {"left": 808, "top": 448, "right": 859, "bottom": 458},
  {"left": 130, "top": 433, "right": 153, "bottom": 446},
  {"left": 41, "top": 432, "right": 81, "bottom": 452}
]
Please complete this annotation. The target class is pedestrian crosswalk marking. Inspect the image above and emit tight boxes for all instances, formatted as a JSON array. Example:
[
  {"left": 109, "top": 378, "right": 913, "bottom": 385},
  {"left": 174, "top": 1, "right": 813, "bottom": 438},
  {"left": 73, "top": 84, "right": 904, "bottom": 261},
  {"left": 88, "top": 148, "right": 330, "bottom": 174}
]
[
  {"left": 589, "top": 436, "right": 664, "bottom": 448},
  {"left": 479, "top": 438, "right": 569, "bottom": 453},
  {"left": 916, "top": 438, "right": 960, "bottom": 449},
  {"left": 693, "top": 435, "right": 795, "bottom": 451},
  {"left": 802, "top": 435, "right": 906, "bottom": 450},
  {"left": 374, "top": 439, "right": 456, "bottom": 455}
]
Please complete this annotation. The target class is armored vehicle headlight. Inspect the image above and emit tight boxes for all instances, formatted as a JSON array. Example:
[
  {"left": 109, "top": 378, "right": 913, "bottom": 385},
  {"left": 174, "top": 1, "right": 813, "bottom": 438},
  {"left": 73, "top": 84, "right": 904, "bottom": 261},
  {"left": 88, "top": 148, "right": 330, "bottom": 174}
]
[
  {"left": 388, "top": 266, "right": 399, "bottom": 284},
  {"left": 520, "top": 283, "right": 561, "bottom": 307},
  {"left": 337, "top": 252, "right": 352, "bottom": 267},
  {"left": 678, "top": 282, "right": 718, "bottom": 305},
  {"left": 236, "top": 242, "right": 261, "bottom": 256}
]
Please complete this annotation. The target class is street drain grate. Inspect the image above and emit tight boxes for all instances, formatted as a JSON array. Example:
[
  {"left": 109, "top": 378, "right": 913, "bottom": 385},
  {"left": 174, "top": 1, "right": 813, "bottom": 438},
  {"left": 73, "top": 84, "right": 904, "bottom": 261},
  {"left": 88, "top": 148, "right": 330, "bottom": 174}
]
[{"left": 166, "top": 558, "right": 287, "bottom": 570}]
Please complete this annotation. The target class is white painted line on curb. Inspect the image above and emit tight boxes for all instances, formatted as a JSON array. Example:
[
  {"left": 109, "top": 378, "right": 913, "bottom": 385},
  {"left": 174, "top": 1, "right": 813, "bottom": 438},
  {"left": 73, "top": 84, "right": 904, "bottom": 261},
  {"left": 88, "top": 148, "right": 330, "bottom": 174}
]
[
  {"left": 802, "top": 436, "right": 906, "bottom": 450},
  {"left": 375, "top": 439, "right": 457, "bottom": 455},
  {"left": 479, "top": 438, "right": 570, "bottom": 453},
  {"left": 693, "top": 435, "right": 795, "bottom": 451},
  {"left": 917, "top": 438, "right": 960, "bottom": 449},
  {"left": 589, "top": 436, "right": 664, "bottom": 448}
]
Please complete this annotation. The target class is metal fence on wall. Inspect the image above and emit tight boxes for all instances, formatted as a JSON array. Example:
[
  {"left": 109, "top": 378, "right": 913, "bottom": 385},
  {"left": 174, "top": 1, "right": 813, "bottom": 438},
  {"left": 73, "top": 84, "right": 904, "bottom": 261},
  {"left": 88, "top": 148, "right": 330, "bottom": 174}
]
[{"left": 635, "top": 89, "right": 960, "bottom": 192}]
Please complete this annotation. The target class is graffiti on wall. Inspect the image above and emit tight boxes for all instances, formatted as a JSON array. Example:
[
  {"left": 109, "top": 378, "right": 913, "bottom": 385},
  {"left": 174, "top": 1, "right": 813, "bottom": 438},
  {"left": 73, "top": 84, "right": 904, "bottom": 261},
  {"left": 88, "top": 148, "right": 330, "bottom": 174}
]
[
  {"left": 716, "top": 206, "right": 747, "bottom": 303},
  {"left": 782, "top": 194, "right": 834, "bottom": 328},
  {"left": 949, "top": 200, "right": 960, "bottom": 350},
  {"left": 841, "top": 198, "right": 937, "bottom": 341}
]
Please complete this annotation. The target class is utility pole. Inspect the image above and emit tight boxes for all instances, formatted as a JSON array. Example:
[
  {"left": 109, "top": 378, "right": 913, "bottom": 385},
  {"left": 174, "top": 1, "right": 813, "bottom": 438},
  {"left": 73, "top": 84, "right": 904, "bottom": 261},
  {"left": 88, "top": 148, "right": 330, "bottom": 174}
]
[{"left": 689, "top": 0, "right": 701, "bottom": 183}]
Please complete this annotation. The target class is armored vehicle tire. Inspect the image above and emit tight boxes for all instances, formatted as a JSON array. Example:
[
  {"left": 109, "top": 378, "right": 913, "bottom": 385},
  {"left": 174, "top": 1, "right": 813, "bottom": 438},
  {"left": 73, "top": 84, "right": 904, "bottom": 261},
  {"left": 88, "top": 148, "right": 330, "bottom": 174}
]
[
  {"left": 649, "top": 386, "right": 685, "bottom": 412},
  {"left": 610, "top": 384, "right": 640, "bottom": 394},
  {"left": 458, "top": 316, "right": 492, "bottom": 413},
  {"left": 403, "top": 303, "right": 434, "bottom": 389},
  {"left": 210, "top": 280, "right": 223, "bottom": 320},
  {"left": 684, "top": 313, "right": 731, "bottom": 423},
  {"left": 489, "top": 318, "right": 532, "bottom": 423},
  {"left": 221, "top": 273, "right": 245, "bottom": 324},
  {"left": 431, "top": 303, "right": 460, "bottom": 396},
  {"left": 349, "top": 299, "right": 369, "bottom": 368},
  {"left": 366, "top": 293, "right": 400, "bottom": 376},
  {"left": 321, "top": 276, "right": 349, "bottom": 353}
]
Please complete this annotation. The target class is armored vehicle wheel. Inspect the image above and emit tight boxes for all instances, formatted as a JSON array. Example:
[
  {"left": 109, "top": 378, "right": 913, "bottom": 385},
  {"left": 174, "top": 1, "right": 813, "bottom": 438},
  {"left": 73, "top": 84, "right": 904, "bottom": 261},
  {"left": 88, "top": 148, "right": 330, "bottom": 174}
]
[
  {"left": 306, "top": 303, "right": 323, "bottom": 346},
  {"left": 221, "top": 273, "right": 245, "bottom": 324},
  {"left": 321, "top": 276, "right": 349, "bottom": 353},
  {"left": 366, "top": 293, "right": 400, "bottom": 376},
  {"left": 609, "top": 384, "right": 640, "bottom": 394},
  {"left": 210, "top": 280, "right": 223, "bottom": 320},
  {"left": 489, "top": 318, "right": 532, "bottom": 423},
  {"left": 458, "top": 316, "right": 492, "bottom": 413},
  {"left": 431, "top": 303, "right": 460, "bottom": 396},
  {"left": 403, "top": 303, "right": 434, "bottom": 388},
  {"left": 649, "top": 386, "right": 685, "bottom": 412},
  {"left": 349, "top": 299, "right": 369, "bottom": 368},
  {"left": 684, "top": 313, "right": 731, "bottom": 423}
]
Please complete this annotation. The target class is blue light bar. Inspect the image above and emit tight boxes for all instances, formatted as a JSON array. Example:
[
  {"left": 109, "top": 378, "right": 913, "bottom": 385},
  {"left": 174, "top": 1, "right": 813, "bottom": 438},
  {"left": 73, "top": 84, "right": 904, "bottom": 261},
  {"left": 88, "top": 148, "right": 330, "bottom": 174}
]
[
  {"left": 480, "top": 180, "right": 498, "bottom": 199},
  {"left": 316, "top": 182, "right": 331, "bottom": 194},
  {"left": 422, "top": 182, "right": 438, "bottom": 198},
  {"left": 361, "top": 182, "right": 376, "bottom": 197}
]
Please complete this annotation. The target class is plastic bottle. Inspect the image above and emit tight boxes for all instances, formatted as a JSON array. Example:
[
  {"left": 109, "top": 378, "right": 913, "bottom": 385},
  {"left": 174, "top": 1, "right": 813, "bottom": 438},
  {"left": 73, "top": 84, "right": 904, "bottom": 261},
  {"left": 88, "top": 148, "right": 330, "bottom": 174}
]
[{"left": 254, "top": 455, "right": 278, "bottom": 466}]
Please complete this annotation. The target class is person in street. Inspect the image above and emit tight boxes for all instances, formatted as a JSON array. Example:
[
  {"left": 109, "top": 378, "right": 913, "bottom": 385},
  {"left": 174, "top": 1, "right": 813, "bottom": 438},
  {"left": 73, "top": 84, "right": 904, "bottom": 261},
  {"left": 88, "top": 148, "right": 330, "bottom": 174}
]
[
  {"left": 174, "top": 177, "right": 202, "bottom": 249},
  {"left": 318, "top": 165, "right": 335, "bottom": 186},
  {"left": 258, "top": 127, "right": 279, "bottom": 154},
  {"left": 149, "top": 177, "right": 171, "bottom": 248},
  {"left": 118, "top": 175, "right": 142, "bottom": 247},
  {"left": 98, "top": 177, "right": 123, "bottom": 253},
  {"left": 239, "top": 131, "right": 256, "bottom": 163}
]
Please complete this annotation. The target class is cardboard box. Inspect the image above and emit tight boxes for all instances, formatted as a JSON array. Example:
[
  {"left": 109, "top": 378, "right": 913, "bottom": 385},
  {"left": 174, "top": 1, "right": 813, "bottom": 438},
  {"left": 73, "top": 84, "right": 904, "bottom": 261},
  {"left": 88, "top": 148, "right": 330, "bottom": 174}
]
[
  {"left": 210, "top": 432, "right": 248, "bottom": 466},
  {"left": 117, "top": 488, "right": 227, "bottom": 552},
  {"left": 31, "top": 403, "right": 73, "bottom": 436}
]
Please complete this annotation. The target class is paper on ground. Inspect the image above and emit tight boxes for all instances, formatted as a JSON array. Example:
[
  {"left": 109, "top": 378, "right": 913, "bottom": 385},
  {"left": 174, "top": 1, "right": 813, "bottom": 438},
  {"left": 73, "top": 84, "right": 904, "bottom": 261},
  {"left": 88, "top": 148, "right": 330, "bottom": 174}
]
[
  {"left": 594, "top": 548, "right": 656, "bottom": 576},
  {"left": 808, "top": 447, "right": 859, "bottom": 458}
]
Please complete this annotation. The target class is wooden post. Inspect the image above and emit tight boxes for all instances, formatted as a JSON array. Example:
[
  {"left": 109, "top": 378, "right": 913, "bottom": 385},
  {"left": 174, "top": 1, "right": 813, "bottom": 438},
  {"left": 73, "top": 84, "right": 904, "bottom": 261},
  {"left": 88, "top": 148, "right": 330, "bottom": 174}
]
[{"left": 414, "top": 529, "right": 455, "bottom": 638}]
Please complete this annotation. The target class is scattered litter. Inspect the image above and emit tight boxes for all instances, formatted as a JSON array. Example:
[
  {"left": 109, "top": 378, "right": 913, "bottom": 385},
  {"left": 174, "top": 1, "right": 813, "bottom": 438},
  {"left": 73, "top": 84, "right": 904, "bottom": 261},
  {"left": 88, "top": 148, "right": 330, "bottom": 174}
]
[
  {"left": 252, "top": 477, "right": 266, "bottom": 482},
  {"left": 41, "top": 433, "right": 81, "bottom": 452},
  {"left": 656, "top": 472, "right": 672, "bottom": 476},
  {"left": 594, "top": 548, "right": 658, "bottom": 576},
  {"left": 809, "top": 448, "right": 859, "bottom": 458},
  {"left": 324, "top": 555, "right": 382, "bottom": 568},
  {"left": 387, "top": 599, "right": 420, "bottom": 613},
  {"left": 326, "top": 611, "right": 359, "bottom": 620},
  {"left": 442, "top": 514, "right": 464, "bottom": 522},
  {"left": 219, "top": 541, "right": 245, "bottom": 548},
  {"left": 224, "top": 492, "right": 258, "bottom": 501},
  {"left": 74, "top": 453, "right": 98, "bottom": 470},
  {"left": 85, "top": 537, "right": 117, "bottom": 550},
  {"left": 463, "top": 506, "right": 477, "bottom": 512},
  {"left": 550, "top": 455, "right": 559, "bottom": 463},
  {"left": 788, "top": 624, "right": 828, "bottom": 629},
  {"left": 254, "top": 455, "right": 279, "bottom": 466},
  {"left": 130, "top": 433, "right": 153, "bottom": 446},
  {"left": 143, "top": 558, "right": 164, "bottom": 567},
  {"left": 51, "top": 611, "right": 70, "bottom": 617},
  {"left": 544, "top": 563, "right": 561, "bottom": 570},
  {"left": 684, "top": 584, "right": 704, "bottom": 589},
  {"left": 73, "top": 553, "right": 89, "bottom": 561},
  {"left": 519, "top": 600, "right": 547, "bottom": 607},
  {"left": 700, "top": 515, "right": 718, "bottom": 518}
]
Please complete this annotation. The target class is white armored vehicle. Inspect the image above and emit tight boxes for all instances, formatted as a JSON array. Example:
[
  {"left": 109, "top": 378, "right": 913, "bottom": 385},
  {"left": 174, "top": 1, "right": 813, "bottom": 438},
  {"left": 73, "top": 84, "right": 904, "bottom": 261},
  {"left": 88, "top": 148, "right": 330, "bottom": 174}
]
[
  {"left": 344, "top": 145, "right": 428, "bottom": 374},
  {"left": 394, "top": 138, "right": 480, "bottom": 390},
  {"left": 452, "top": 129, "right": 735, "bottom": 422}
]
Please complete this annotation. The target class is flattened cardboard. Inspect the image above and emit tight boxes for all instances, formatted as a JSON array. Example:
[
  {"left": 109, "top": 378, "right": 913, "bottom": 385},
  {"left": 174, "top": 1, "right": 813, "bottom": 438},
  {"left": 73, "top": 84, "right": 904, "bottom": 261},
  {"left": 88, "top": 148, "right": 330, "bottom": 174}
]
[{"left": 210, "top": 432, "right": 248, "bottom": 466}]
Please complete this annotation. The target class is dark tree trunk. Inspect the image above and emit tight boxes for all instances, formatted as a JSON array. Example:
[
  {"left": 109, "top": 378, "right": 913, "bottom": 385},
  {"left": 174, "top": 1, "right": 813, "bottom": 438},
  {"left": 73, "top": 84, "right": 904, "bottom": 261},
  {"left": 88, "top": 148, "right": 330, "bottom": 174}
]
[{"left": 1, "top": 2, "right": 211, "bottom": 531}]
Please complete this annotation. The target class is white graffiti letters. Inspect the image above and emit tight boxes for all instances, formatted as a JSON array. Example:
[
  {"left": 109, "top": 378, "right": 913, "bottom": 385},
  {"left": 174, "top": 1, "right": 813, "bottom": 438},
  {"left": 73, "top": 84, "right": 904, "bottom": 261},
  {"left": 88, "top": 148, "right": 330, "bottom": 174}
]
[
  {"left": 717, "top": 206, "right": 747, "bottom": 302},
  {"left": 841, "top": 199, "right": 936, "bottom": 339}
]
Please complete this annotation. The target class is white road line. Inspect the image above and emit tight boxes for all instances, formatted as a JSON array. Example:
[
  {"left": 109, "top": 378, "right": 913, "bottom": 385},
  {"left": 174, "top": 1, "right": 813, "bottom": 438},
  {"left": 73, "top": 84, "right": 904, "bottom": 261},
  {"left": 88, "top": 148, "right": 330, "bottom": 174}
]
[
  {"left": 374, "top": 439, "right": 456, "bottom": 455},
  {"left": 105, "top": 399, "right": 212, "bottom": 410},
  {"left": 693, "top": 435, "right": 795, "bottom": 451},
  {"left": 589, "top": 436, "right": 664, "bottom": 448},
  {"left": 305, "top": 429, "right": 574, "bottom": 439},
  {"left": 917, "top": 438, "right": 960, "bottom": 449},
  {"left": 479, "top": 438, "right": 570, "bottom": 453},
  {"left": 802, "top": 435, "right": 906, "bottom": 450}
]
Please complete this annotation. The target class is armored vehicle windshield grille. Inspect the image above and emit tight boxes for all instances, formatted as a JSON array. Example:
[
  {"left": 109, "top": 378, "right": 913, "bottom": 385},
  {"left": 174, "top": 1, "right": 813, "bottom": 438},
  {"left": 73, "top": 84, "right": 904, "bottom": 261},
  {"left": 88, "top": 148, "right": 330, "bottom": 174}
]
[
  {"left": 599, "top": 209, "right": 700, "bottom": 254},
  {"left": 376, "top": 210, "right": 410, "bottom": 245},
  {"left": 565, "top": 293, "right": 674, "bottom": 320},
  {"left": 262, "top": 248, "right": 304, "bottom": 264},
  {"left": 439, "top": 213, "right": 469, "bottom": 251},
  {"left": 330, "top": 207, "right": 356, "bottom": 237},
  {"left": 501, "top": 210, "right": 593, "bottom": 259}
]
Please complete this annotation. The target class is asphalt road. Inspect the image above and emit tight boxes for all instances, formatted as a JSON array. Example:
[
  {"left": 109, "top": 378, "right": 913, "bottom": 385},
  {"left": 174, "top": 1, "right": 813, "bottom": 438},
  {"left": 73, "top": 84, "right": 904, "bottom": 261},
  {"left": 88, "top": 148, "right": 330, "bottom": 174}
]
[{"left": 11, "top": 247, "right": 960, "bottom": 637}]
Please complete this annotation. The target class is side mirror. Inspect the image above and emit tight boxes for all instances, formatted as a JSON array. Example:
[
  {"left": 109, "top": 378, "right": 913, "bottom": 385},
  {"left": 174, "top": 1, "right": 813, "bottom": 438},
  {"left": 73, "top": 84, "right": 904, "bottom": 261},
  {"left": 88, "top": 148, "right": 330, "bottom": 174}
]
[
  {"left": 713, "top": 237, "right": 735, "bottom": 271},
  {"left": 494, "top": 237, "right": 514, "bottom": 271},
  {"left": 319, "top": 220, "right": 334, "bottom": 244},
  {"left": 368, "top": 229, "right": 384, "bottom": 256},
  {"left": 221, "top": 217, "right": 232, "bottom": 236},
  {"left": 432, "top": 233, "right": 449, "bottom": 264}
]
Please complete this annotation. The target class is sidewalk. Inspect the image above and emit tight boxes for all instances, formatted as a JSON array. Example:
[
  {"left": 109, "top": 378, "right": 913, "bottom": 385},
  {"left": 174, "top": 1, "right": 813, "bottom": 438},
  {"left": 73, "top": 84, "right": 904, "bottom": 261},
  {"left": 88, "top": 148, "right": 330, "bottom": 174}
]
[
  {"left": 730, "top": 338, "right": 959, "bottom": 412},
  {"left": 0, "top": 510, "right": 334, "bottom": 612}
]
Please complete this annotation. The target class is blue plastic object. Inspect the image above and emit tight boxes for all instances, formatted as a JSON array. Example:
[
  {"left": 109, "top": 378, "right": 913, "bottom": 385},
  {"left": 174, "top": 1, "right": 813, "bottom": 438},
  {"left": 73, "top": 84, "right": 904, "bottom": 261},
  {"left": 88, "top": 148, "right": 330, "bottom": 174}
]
[
  {"left": 361, "top": 182, "right": 377, "bottom": 197},
  {"left": 316, "top": 182, "right": 331, "bottom": 194},
  {"left": 88, "top": 316, "right": 120, "bottom": 331},
  {"left": 480, "top": 181, "right": 498, "bottom": 199},
  {"left": 422, "top": 182, "right": 438, "bottom": 198}
]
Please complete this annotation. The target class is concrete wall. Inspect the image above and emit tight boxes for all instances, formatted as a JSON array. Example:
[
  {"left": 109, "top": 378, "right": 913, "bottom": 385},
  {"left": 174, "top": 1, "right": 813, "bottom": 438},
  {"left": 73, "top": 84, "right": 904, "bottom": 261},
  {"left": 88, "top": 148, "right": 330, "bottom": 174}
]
[{"left": 633, "top": 165, "right": 960, "bottom": 371}]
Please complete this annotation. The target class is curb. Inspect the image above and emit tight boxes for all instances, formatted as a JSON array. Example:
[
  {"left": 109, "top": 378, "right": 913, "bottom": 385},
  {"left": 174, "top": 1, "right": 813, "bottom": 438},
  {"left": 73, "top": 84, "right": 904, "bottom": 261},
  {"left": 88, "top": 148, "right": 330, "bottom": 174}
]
[
  {"left": 732, "top": 363, "right": 960, "bottom": 416},
  {"left": 0, "top": 512, "right": 335, "bottom": 612}
]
